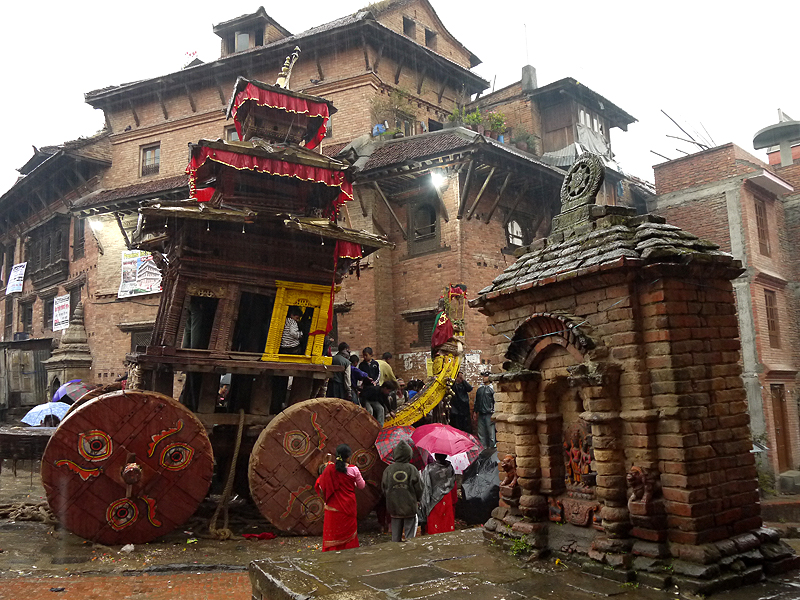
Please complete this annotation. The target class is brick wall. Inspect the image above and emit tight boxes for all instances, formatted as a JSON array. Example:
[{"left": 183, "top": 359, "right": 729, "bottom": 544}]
[{"left": 653, "top": 144, "right": 765, "bottom": 195}]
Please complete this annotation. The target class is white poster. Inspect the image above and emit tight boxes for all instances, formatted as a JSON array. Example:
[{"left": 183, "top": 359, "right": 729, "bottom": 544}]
[
  {"left": 118, "top": 250, "right": 162, "bottom": 298},
  {"left": 53, "top": 294, "right": 70, "bottom": 332},
  {"left": 6, "top": 262, "right": 26, "bottom": 293}
]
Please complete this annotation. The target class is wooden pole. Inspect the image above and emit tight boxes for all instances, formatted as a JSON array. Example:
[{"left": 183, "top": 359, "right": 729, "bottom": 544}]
[
  {"left": 483, "top": 172, "right": 512, "bottom": 224},
  {"left": 503, "top": 184, "right": 528, "bottom": 227},
  {"left": 457, "top": 159, "right": 475, "bottom": 219},
  {"left": 466, "top": 166, "right": 497, "bottom": 220},
  {"left": 372, "top": 182, "right": 407, "bottom": 240}
]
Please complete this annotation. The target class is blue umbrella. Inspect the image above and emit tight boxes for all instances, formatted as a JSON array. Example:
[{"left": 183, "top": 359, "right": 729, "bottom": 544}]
[
  {"left": 52, "top": 379, "right": 94, "bottom": 404},
  {"left": 21, "top": 401, "right": 71, "bottom": 426}
]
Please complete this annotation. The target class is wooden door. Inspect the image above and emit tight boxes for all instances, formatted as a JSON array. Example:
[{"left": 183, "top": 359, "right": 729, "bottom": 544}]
[{"left": 771, "top": 384, "right": 791, "bottom": 472}]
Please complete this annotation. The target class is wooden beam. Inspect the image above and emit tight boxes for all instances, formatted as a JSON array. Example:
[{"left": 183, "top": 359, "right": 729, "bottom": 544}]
[
  {"left": 115, "top": 213, "right": 132, "bottom": 250},
  {"left": 315, "top": 51, "right": 324, "bottom": 80},
  {"left": 213, "top": 74, "right": 226, "bottom": 105},
  {"left": 362, "top": 34, "right": 370, "bottom": 71},
  {"left": 372, "top": 182, "right": 407, "bottom": 240},
  {"left": 343, "top": 202, "right": 353, "bottom": 228},
  {"left": 466, "top": 167, "right": 496, "bottom": 220},
  {"left": 457, "top": 159, "right": 475, "bottom": 219},
  {"left": 416, "top": 67, "right": 427, "bottom": 95},
  {"left": 129, "top": 100, "right": 140, "bottom": 127},
  {"left": 437, "top": 79, "right": 447, "bottom": 104},
  {"left": 483, "top": 172, "right": 512, "bottom": 223},
  {"left": 184, "top": 84, "right": 196, "bottom": 113},
  {"left": 503, "top": 184, "right": 528, "bottom": 227},
  {"left": 394, "top": 57, "right": 405, "bottom": 84},
  {"left": 431, "top": 176, "right": 449, "bottom": 222},
  {"left": 372, "top": 44, "right": 384, "bottom": 73},
  {"left": 156, "top": 92, "right": 168, "bottom": 120}
]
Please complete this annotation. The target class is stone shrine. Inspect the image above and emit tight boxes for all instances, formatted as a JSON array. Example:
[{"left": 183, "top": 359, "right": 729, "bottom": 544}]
[{"left": 471, "top": 154, "right": 799, "bottom": 594}]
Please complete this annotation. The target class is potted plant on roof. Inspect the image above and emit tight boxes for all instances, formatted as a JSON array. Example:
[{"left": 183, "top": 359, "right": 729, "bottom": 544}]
[
  {"left": 462, "top": 109, "right": 483, "bottom": 133},
  {"left": 483, "top": 111, "right": 506, "bottom": 140}
]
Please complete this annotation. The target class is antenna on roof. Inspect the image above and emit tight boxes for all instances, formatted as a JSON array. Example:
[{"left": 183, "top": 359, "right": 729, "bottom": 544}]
[
  {"left": 650, "top": 150, "right": 671, "bottom": 161},
  {"left": 661, "top": 110, "right": 708, "bottom": 151}
]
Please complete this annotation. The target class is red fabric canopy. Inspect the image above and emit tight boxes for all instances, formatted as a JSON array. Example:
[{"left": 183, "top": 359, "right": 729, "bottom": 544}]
[
  {"left": 187, "top": 146, "right": 353, "bottom": 214},
  {"left": 231, "top": 83, "right": 330, "bottom": 150}
]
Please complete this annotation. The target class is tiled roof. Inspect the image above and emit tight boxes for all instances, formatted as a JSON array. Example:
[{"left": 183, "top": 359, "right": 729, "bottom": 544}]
[
  {"left": 72, "top": 174, "right": 188, "bottom": 210},
  {"left": 361, "top": 132, "right": 474, "bottom": 170},
  {"left": 321, "top": 142, "right": 348, "bottom": 157},
  {"left": 473, "top": 208, "right": 739, "bottom": 304}
]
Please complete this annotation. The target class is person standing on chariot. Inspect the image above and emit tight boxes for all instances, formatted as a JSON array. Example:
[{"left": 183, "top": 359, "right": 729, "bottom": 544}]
[
  {"left": 329, "top": 343, "right": 352, "bottom": 399},
  {"left": 315, "top": 444, "right": 365, "bottom": 551},
  {"left": 359, "top": 347, "right": 381, "bottom": 385},
  {"left": 349, "top": 354, "right": 373, "bottom": 404},
  {"left": 280, "top": 306, "right": 304, "bottom": 354}
]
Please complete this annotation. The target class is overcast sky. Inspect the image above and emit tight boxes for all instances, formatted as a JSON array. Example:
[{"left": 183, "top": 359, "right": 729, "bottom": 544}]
[{"left": 1, "top": 0, "right": 797, "bottom": 194}]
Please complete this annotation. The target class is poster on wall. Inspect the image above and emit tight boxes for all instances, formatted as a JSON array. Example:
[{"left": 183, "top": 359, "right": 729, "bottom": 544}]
[
  {"left": 118, "top": 250, "right": 162, "bottom": 298},
  {"left": 6, "top": 262, "right": 26, "bottom": 293},
  {"left": 53, "top": 295, "right": 70, "bottom": 332}
]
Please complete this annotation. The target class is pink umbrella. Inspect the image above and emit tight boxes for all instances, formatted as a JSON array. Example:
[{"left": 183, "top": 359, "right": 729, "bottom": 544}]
[
  {"left": 418, "top": 431, "right": 482, "bottom": 474},
  {"left": 411, "top": 423, "right": 476, "bottom": 457}
]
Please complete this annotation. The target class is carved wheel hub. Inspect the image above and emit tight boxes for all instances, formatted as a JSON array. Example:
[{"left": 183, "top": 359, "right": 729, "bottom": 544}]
[{"left": 560, "top": 153, "right": 605, "bottom": 207}]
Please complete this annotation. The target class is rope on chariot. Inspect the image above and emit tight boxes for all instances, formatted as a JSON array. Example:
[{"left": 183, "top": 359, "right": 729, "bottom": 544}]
[
  {"left": 209, "top": 409, "right": 245, "bottom": 540},
  {"left": 0, "top": 501, "right": 57, "bottom": 525}
]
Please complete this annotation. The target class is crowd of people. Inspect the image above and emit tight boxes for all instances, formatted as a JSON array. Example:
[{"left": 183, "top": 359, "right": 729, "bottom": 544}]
[{"left": 315, "top": 440, "right": 461, "bottom": 550}]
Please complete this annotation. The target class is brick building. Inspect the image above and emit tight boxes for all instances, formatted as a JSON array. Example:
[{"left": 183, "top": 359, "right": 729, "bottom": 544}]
[
  {"left": 0, "top": 0, "right": 647, "bottom": 413},
  {"left": 647, "top": 143, "right": 798, "bottom": 482}
]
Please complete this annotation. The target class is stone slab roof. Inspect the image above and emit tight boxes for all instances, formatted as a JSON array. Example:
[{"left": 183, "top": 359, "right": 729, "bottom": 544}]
[
  {"left": 471, "top": 206, "right": 741, "bottom": 307},
  {"left": 72, "top": 174, "right": 188, "bottom": 211}
]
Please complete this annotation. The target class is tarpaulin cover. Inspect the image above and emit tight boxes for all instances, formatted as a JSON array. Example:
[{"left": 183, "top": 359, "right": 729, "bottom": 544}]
[
  {"left": 455, "top": 448, "right": 499, "bottom": 525},
  {"left": 231, "top": 83, "right": 330, "bottom": 149},
  {"left": 186, "top": 146, "right": 353, "bottom": 212}
]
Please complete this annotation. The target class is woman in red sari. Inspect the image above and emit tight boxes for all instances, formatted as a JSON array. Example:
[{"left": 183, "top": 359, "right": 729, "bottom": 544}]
[{"left": 314, "top": 444, "right": 365, "bottom": 551}]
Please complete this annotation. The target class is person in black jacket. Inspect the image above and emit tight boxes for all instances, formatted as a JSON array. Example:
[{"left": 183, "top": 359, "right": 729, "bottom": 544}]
[
  {"left": 449, "top": 372, "right": 473, "bottom": 434},
  {"left": 381, "top": 440, "right": 423, "bottom": 542},
  {"left": 359, "top": 347, "right": 381, "bottom": 384}
]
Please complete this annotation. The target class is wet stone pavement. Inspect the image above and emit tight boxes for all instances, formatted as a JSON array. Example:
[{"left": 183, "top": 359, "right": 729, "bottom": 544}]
[{"left": 4, "top": 460, "right": 800, "bottom": 599}]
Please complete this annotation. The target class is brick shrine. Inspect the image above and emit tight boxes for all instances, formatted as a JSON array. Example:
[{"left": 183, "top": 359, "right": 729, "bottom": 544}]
[{"left": 471, "top": 154, "right": 799, "bottom": 594}]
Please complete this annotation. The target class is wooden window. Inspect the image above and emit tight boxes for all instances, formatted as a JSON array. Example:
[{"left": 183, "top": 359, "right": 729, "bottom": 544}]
[
  {"left": 235, "top": 31, "right": 251, "bottom": 52},
  {"left": 413, "top": 204, "right": 436, "bottom": 240},
  {"left": 43, "top": 297, "right": 54, "bottom": 330},
  {"left": 225, "top": 126, "right": 240, "bottom": 142},
  {"left": 20, "top": 302, "right": 33, "bottom": 334},
  {"left": 4, "top": 298, "right": 12, "bottom": 340},
  {"left": 755, "top": 197, "right": 771, "bottom": 256},
  {"left": 130, "top": 329, "right": 153, "bottom": 352},
  {"left": 141, "top": 143, "right": 160, "bottom": 177},
  {"left": 73, "top": 218, "right": 85, "bottom": 260},
  {"left": 765, "top": 289, "right": 780, "bottom": 348},
  {"left": 5, "top": 246, "right": 14, "bottom": 286}
]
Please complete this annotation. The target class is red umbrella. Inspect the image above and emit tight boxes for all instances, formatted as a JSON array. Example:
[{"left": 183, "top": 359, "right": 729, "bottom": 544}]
[
  {"left": 411, "top": 423, "right": 476, "bottom": 456},
  {"left": 374, "top": 426, "right": 415, "bottom": 464}
]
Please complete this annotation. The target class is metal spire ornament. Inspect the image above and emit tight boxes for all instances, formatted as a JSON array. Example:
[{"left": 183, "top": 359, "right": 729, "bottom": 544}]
[{"left": 275, "top": 46, "right": 301, "bottom": 89}]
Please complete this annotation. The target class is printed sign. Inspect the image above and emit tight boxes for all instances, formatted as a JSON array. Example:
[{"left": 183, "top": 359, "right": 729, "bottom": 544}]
[
  {"left": 6, "top": 262, "right": 26, "bottom": 293},
  {"left": 118, "top": 250, "right": 162, "bottom": 298},
  {"left": 53, "top": 295, "right": 70, "bottom": 332}
]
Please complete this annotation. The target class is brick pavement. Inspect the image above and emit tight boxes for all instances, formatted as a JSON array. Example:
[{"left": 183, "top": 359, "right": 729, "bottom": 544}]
[{"left": 0, "top": 572, "right": 249, "bottom": 600}]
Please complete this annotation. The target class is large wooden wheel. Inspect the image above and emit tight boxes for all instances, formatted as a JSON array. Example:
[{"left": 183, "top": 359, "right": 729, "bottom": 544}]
[
  {"left": 248, "top": 397, "right": 384, "bottom": 535},
  {"left": 41, "top": 390, "right": 213, "bottom": 545}
]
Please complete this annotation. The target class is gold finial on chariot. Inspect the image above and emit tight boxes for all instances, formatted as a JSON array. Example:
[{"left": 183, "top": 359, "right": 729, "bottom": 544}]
[{"left": 275, "top": 46, "right": 301, "bottom": 88}]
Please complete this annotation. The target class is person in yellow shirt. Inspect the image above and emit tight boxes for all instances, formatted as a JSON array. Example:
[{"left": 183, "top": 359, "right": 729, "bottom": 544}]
[{"left": 376, "top": 352, "right": 397, "bottom": 386}]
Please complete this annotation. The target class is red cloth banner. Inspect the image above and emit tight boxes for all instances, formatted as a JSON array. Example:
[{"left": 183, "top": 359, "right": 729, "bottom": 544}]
[
  {"left": 231, "top": 83, "right": 330, "bottom": 149},
  {"left": 336, "top": 241, "right": 363, "bottom": 260},
  {"left": 187, "top": 146, "right": 352, "bottom": 210}
]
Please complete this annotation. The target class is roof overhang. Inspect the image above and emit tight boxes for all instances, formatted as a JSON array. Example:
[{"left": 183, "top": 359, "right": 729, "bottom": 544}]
[
  {"left": 528, "top": 78, "right": 636, "bottom": 132},
  {"left": 746, "top": 170, "right": 794, "bottom": 196}
]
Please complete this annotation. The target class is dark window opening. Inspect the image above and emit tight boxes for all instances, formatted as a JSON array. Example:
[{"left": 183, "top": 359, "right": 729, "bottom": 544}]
[
  {"left": 232, "top": 292, "right": 274, "bottom": 353},
  {"left": 755, "top": 198, "right": 771, "bottom": 256},
  {"left": 425, "top": 28, "right": 437, "bottom": 49},
  {"left": 73, "top": 219, "right": 85, "bottom": 260},
  {"left": 413, "top": 314, "right": 436, "bottom": 348},
  {"left": 4, "top": 298, "right": 12, "bottom": 340},
  {"left": 765, "top": 289, "right": 780, "bottom": 348},
  {"left": 254, "top": 28, "right": 264, "bottom": 46},
  {"left": 182, "top": 296, "right": 219, "bottom": 350},
  {"left": 20, "top": 302, "right": 33, "bottom": 334},
  {"left": 413, "top": 204, "right": 437, "bottom": 240},
  {"left": 428, "top": 119, "right": 443, "bottom": 132},
  {"left": 4, "top": 246, "right": 13, "bottom": 286},
  {"left": 403, "top": 16, "right": 416, "bottom": 38},
  {"left": 43, "top": 297, "right": 54, "bottom": 330}
]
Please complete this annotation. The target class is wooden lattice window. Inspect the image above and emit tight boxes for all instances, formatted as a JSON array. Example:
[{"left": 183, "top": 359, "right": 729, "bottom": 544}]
[
  {"left": 130, "top": 329, "right": 153, "bottom": 352},
  {"left": 73, "top": 218, "right": 85, "bottom": 260},
  {"left": 43, "top": 296, "right": 54, "bottom": 330},
  {"left": 755, "top": 198, "right": 771, "bottom": 256},
  {"left": 20, "top": 302, "right": 33, "bottom": 334},
  {"left": 4, "top": 298, "right": 12, "bottom": 340},
  {"left": 764, "top": 289, "right": 780, "bottom": 348}
]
